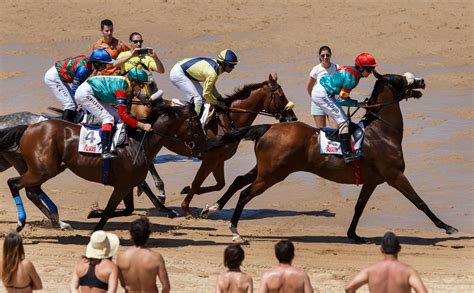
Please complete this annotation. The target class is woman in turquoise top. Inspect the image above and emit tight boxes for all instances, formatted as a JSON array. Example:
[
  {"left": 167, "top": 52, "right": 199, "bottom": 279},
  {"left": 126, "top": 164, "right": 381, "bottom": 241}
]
[{"left": 312, "top": 52, "right": 378, "bottom": 163}]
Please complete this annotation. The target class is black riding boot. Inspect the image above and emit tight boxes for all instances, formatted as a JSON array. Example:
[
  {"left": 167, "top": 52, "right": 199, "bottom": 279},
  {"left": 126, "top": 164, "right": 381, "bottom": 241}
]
[
  {"left": 101, "top": 130, "right": 118, "bottom": 160},
  {"left": 340, "top": 133, "right": 360, "bottom": 163},
  {"left": 62, "top": 109, "right": 76, "bottom": 122}
]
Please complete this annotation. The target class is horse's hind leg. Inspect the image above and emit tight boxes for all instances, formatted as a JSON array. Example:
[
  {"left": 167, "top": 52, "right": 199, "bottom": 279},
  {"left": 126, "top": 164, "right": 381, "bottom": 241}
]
[
  {"left": 201, "top": 165, "right": 257, "bottom": 219},
  {"left": 88, "top": 190, "right": 135, "bottom": 219},
  {"left": 388, "top": 172, "right": 458, "bottom": 234},
  {"left": 148, "top": 163, "right": 166, "bottom": 203},
  {"left": 346, "top": 184, "right": 377, "bottom": 243}
]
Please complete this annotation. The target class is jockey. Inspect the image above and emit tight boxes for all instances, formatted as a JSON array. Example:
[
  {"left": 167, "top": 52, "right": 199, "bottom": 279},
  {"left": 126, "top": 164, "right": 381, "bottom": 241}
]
[
  {"left": 169, "top": 49, "right": 239, "bottom": 121},
  {"left": 75, "top": 67, "right": 153, "bottom": 160},
  {"left": 44, "top": 48, "right": 111, "bottom": 122},
  {"left": 312, "top": 52, "right": 378, "bottom": 163}
]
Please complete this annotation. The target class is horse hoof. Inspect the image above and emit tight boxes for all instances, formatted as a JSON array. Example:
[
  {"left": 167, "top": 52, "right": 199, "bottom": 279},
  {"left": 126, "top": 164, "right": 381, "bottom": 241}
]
[
  {"left": 87, "top": 210, "right": 104, "bottom": 219},
  {"left": 232, "top": 235, "right": 248, "bottom": 244},
  {"left": 16, "top": 222, "right": 25, "bottom": 232},
  {"left": 446, "top": 226, "right": 459, "bottom": 234},
  {"left": 348, "top": 233, "right": 366, "bottom": 244},
  {"left": 158, "top": 195, "right": 166, "bottom": 205},
  {"left": 167, "top": 210, "right": 178, "bottom": 219},
  {"left": 180, "top": 186, "right": 191, "bottom": 194},
  {"left": 200, "top": 203, "right": 219, "bottom": 219},
  {"left": 59, "top": 221, "right": 73, "bottom": 230}
]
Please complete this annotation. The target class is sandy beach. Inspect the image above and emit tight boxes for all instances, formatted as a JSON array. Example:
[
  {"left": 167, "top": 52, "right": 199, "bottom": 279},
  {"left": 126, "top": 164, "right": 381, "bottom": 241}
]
[{"left": 0, "top": 0, "right": 473, "bottom": 291}]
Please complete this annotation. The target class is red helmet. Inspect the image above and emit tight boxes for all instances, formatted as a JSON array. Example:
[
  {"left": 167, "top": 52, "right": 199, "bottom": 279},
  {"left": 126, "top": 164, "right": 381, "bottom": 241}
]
[{"left": 355, "top": 53, "right": 378, "bottom": 68}]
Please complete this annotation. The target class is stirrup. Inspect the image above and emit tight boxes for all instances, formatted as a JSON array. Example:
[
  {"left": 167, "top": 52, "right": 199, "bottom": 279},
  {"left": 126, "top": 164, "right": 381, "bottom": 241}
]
[
  {"left": 343, "top": 153, "right": 362, "bottom": 163},
  {"left": 101, "top": 152, "right": 118, "bottom": 160}
]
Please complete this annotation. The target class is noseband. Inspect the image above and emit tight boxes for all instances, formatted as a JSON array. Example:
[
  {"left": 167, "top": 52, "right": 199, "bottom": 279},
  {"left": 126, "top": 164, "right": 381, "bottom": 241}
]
[{"left": 265, "top": 83, "right": 294, "bottom": 120}]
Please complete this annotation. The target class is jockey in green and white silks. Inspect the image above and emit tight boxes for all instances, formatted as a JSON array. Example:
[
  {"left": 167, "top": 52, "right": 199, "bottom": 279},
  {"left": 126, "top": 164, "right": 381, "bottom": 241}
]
[
  {"left": 75, "top": 68, "right": 152, "bottom": 159},
  {"left": 312, "top": 52, "right": 378, "bottom": 163},
  {"left": 169, "top": 49, "right": 239, "bottom": 123}
]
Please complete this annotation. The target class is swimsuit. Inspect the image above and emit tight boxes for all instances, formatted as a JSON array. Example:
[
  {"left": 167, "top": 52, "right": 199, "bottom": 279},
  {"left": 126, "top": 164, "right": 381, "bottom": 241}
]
[{"left": 78, "top": 262, "right": 109, "bottom": 290}]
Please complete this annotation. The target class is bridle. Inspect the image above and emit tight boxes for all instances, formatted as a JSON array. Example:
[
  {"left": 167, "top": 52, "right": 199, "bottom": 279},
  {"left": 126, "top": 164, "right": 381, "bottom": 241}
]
[{"left": 263, "top": 83, "right": 295, "bottom": 121}]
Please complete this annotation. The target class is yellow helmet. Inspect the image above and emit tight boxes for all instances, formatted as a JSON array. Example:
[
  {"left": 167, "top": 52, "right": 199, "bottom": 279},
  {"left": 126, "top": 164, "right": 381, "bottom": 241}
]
[{"left": 217, "top": 49, "right": 239, "bottom": 65}]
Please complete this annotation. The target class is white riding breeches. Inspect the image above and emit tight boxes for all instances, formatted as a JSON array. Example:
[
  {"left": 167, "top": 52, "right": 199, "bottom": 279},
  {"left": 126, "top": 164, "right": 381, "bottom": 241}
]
[
  {"left": 169, "top": 63, "right": 204, "bottom": 107},
  {"left": 75, "top": 82, "right": 118, "bottom": 125},
  {"left": 311, "top": 83, "right": 348, "bottom": 126},
  {"left": 44, "top": 66, "right": 76, "bottom": 111}
]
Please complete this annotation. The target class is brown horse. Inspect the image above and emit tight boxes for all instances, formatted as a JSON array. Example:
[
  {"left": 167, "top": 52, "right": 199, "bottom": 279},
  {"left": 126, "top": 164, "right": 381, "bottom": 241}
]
[
  {"left": 156, "top": 74, "right": 297, "bottom": 217},
  {"left": 0, "top": 100, "right": 207, "bottom": 231},
  {"left": 202, "top": 72, "right": 458, "bottom": 243}
]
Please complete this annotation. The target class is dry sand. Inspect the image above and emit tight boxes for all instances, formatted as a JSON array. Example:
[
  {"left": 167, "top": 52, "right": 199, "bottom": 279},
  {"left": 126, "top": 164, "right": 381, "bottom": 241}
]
[{"left": 0, "top": 0, "right": 473, "bottom": 292}]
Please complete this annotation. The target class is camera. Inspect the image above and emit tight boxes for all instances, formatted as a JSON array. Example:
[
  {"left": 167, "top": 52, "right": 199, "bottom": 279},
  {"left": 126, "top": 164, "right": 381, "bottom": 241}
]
[{"left": 138, "top": 48, "right": 150, "bottom": 55}]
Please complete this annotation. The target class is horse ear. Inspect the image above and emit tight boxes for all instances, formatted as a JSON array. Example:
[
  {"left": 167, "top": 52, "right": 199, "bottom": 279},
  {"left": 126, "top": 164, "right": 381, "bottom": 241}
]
[{"left": 269, "top": 73, "right": 277, "bottom": 84}]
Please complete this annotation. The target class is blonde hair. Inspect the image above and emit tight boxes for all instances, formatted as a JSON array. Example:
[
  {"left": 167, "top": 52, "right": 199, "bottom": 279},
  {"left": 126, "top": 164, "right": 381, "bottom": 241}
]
[{"left": 2, "top": 233, "right": 25, "bottom": 285}]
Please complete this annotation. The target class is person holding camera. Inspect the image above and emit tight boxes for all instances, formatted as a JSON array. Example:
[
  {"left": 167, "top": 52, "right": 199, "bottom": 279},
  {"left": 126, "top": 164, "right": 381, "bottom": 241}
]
[{"left": 114, "top": 32, "right": 165, "bottom": 101}]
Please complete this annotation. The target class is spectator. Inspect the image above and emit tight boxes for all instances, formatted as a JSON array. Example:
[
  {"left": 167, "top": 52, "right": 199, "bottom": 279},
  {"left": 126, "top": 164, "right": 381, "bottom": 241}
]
[
  {"left": 70, "top": 230, "right": 120, "bottom": 292},
  {"left": 215, "top": 244, "right": 253, "bottom": 293},
  {"left": 114, "top": 32, "right": 165, "bottom": 101},
  {"left": 117, "top": 217, "right": 170, "bottom": 293},
  {"left": 1, "top": 232, "right": 42, "bottom": 292},
  {"left": 306, "top": 45, "right": 339, "bottom": 129},
  {"left": 259, "top": 240, "right": 314, "bottom": 293},
  {"left": 92, "top": 19, "right": 129, "bottom": 76},
  {"left": 345, "top": 232, "right": 428, "bottom": 293}
]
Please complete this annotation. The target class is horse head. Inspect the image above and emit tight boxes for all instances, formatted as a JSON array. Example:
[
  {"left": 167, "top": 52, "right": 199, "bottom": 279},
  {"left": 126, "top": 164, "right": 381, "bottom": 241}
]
[
  {"left": 369, "top": 71, "right": 425, "bottom": 107},
  {"left": 263, "top": 73, "right": 298, "bottom": 122},
  {"left": 171, "top": 101, "right": 208, "bottom": 156}
]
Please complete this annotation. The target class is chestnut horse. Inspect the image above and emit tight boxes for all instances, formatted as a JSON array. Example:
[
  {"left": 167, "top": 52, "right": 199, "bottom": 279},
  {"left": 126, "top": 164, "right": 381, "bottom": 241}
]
[
  {"left": 156, "top": 74, "right": 297, "bottom": 217},
  {"left": 202, "top": 72, "right": 458, "bottom": 243},
  {"left": 0, "top": 101, "right": 206, "bottom": 231}
]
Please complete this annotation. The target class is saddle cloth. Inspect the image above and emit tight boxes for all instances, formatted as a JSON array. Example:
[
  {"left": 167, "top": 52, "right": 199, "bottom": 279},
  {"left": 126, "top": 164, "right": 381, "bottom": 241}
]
[
  {"left": 78, "top": 123, "right": 126, "bottom": 154},
  {"left": 319, "top": 122, "right": 365, "bottom": 155}
]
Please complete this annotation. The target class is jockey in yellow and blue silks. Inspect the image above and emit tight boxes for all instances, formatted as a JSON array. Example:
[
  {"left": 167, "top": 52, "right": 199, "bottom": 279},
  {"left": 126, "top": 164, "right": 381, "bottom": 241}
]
[
  {"left": 169, "top": 49, "right": 239, "bottom": 117},
  {"left": 75, "top": 67, "right": 152, "bottom": 159},
  {"left": 312, "top": 52, "right": 378, "bottom": 163}
]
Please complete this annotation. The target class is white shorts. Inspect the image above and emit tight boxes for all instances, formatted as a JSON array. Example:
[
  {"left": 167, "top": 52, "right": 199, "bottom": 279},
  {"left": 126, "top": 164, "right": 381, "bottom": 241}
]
[
  {"left": 311, "top": 83, "right": 348, "bottom": 125},
  {"left": 75, "top": 82, "right": 118, "bottom": 125},
  {"left": 44, "top": 66, "right": 75, "bottom": 110},
  {"left": 169, "top": 63, "right": 204, "bottom": 106},
  {"left": 311, "top": 100, "right": 325, "bottom": 116}
]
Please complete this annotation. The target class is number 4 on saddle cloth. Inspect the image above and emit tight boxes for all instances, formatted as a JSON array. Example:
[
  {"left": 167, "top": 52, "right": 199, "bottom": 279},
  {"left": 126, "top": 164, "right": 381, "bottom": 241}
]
[
  {"left": 319, "top": 122, "right": 365, "bottom": 158},
  {"left": 78, "top": 123, "right": 127, "bottom": 154}
]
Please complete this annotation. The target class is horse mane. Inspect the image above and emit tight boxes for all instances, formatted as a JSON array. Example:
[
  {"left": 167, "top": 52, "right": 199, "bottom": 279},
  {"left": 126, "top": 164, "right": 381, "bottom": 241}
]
[
  {"left": 145, "top": 100, "right": 183, "bottom": 124},
  {"left": 223, "top": 82, "right": 265, "bottom": 106}
]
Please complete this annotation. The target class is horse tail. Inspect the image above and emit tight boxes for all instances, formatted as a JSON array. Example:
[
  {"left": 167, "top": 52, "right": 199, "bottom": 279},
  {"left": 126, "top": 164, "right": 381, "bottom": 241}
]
[
  {"left": 207, "top": 124, "right": 272, "bottom": 150},
  {"left": 0, "top": 125, "right": 28, "bottom": 150}
]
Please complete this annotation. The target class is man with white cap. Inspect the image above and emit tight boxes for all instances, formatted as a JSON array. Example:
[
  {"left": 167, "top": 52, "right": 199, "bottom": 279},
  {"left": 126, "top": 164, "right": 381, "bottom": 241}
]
[{"left": 70, "top": 230, "right": 120, "bottom": 292}]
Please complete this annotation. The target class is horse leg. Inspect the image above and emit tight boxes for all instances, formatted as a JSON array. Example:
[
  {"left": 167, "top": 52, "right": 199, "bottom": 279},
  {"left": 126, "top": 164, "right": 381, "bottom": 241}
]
[
  {"left": 93, "top": 187, "right": 132, "bottom": 231},
  {"left": 183, "top": 161, "right": 226, "bottom": 195},
  {"left": 181, "top": 160, "right": 219, "bottom": 218},
  {"left": 25, "top": 186, "right": 72, "bottom": 230},
  {"left": 229, "top": 176, "right": 278, "bottom": 242},
  {"left": 346, "top": 184, "right": 377, "bottom": 243},
  {"left": 148, "top": 163, "right": 166, "bottom": 204},
  {"left": 387, "top": 172, "right": 458, "bottom": 234},
  {"left": 200, "top": 165, "right": 257, "bottom": 219},
  {"left": 88, "top": 190, "right": 135, "bottom": 219},
  {"left": 140, "top": 181, "right": 178, "bottom": 218}
]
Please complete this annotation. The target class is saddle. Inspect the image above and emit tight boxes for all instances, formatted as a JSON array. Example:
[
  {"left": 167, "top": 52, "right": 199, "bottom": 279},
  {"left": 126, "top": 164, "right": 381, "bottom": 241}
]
[
  {"left": 78, "top": 121, "right": 127, "bottom": 154},
  {"left": 319, "top": 122, "right": 365, "bottom": 157}
]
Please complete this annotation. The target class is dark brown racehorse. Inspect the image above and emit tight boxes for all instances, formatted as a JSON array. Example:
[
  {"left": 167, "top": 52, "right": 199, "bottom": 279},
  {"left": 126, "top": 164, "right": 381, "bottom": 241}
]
[
  {"left": 202, "top": 72, "right": 458, "bottom": 243},
  {"left": 0, "top": 100, "right": 206, "bottom": 231},
  {"left": 158, "top": 74, "right": 297, "bottom": 217}
]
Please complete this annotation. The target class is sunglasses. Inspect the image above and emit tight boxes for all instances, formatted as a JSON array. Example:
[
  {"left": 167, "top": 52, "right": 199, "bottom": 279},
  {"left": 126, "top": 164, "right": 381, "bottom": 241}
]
[
  {"left": 364, "top": 67, "right": 374, "bottom": 73},
  {"left": 226, "top": 64, "right": 235, "bottom": 69},
  {"left": 320, "top": 54, "right": 331, "bottom": 58},
  {"left": 132, "top": 40, "right": 144, "bottom": 44}
]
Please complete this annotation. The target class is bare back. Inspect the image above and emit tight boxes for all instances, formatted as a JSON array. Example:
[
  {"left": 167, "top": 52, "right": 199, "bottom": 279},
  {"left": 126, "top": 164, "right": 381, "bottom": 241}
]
[
  {"left": 367, "top": 260, "right": 418, "bottom": 293},
  {"left": 216, "top": 271, "right": 253, "bottom": 293},
  {"left": 259, "top": 265, "right": 313, "bottom": 293},
  {"left": 117, "top": 247, "right": 169, "bottom": 293}
]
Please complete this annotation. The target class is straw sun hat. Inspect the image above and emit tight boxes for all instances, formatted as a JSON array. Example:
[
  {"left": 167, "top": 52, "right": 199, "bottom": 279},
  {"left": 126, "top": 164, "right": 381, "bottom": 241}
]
[{"left": 86, "top": 230, "right": 120, "bottom": 259}]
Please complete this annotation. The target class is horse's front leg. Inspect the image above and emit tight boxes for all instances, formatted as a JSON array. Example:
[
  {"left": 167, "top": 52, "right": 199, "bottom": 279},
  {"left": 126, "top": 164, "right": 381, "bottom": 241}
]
[
  {"left": 140, "top": 181, "right": 178, "bottom": 218},
  {"left": 387, "top": 172, "right": 458, "bottom": 234},
  {"left": 26, "top": 186, "right": 72, "bottom": 230},
  {"left": 148, "top": 163, "right": 166, "bottom": 204},
  {"left": 181, "top": 160, "right": 219, "bottom": 218},
  {"left": 182, "top": 161, "right": 226, "bottom": 195},
  {"left": 87, "top": 190, "right": 135, "bottom": 219},
  {"left": 93, "top": 187, "right": 132, "bottom": 231},
  {"left": 346, "top": 184, "right": 377, "bottom": 243}
]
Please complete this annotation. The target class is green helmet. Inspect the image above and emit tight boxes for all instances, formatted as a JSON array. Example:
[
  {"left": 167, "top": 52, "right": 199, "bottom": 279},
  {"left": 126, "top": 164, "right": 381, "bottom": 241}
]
[{"left": 128, "top": 68, "right": 149, "bottom": 83}]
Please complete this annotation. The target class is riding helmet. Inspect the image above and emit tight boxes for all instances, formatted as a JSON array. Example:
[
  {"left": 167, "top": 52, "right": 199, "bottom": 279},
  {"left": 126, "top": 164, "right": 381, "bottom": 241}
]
[
  {"left": 217, "top": 49, "right": 239, "bottom": 65},
  {"left": 355, "top": 53, "right": 378, "bottom": 68},
  {"left": 127, "top": 67, "right": 150, "bottom": 83},
  {"left": 89, "top": 48, "right": 115, "bottom": 64}
]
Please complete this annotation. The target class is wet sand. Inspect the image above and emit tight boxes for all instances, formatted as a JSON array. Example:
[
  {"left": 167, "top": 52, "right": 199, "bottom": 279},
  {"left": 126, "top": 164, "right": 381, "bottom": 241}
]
[{"left": 0, "top": 0, "right": 473, "bottom": 291}]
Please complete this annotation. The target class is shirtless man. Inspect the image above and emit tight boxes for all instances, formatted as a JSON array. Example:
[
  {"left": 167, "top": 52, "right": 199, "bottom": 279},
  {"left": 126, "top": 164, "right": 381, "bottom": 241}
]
[
  {"left": 345, "top": 232, "right": 428, "bottom": 293},
  {"left": 215, "top": 244, "right": 253, "bottom": 293},
  {"left": 259, "top": 240, "right": 314, "bottom": 293},
  {"left": 116, "top": 217, "right": 170, "bottom": 293}
]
